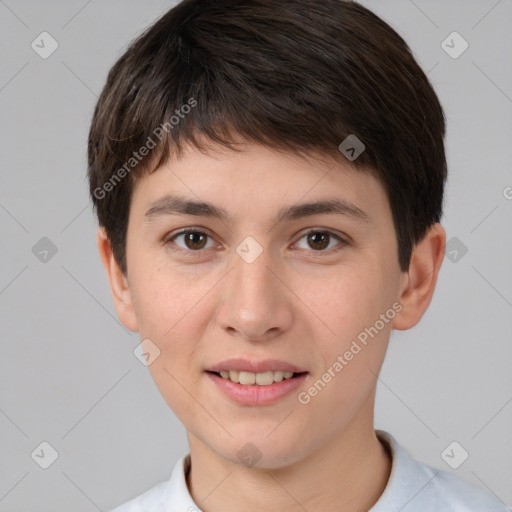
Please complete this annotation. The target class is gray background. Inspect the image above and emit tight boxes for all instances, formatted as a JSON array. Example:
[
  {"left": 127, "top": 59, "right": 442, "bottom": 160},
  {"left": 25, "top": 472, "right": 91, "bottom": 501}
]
[{"left": 1, "top": 0, "right": 511, "bottom": 510}]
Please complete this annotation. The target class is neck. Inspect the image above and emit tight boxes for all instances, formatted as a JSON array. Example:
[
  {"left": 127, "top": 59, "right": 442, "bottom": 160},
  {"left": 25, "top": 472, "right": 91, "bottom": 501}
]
[{"left": 185, "top": 399, "right": 392, "bottom": 512}]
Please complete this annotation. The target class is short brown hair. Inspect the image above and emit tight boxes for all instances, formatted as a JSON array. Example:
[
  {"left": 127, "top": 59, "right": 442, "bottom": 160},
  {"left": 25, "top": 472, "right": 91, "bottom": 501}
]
[{"left": 88, "top": 0, "right": 447, "bottom": 275}]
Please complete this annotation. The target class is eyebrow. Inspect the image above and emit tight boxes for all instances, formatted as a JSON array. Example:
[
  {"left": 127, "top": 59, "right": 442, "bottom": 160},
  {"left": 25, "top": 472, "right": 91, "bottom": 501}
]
[{"left": 144, "top": 194, "right": 369, "bottom": 225}]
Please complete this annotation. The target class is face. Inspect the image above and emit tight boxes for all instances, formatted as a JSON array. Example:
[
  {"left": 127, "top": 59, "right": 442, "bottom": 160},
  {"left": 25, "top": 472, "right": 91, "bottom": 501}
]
[{"left": 111, "top": 141, "right": 412, "bottom": 468}]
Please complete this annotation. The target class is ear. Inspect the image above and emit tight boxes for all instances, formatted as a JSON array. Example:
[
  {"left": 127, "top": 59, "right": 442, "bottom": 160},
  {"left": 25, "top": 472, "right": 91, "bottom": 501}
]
[
  {"left": 392, "top": 223, "right": 446, "bottom": 330},
  {"left": 96, "top": 227, "right": 139, "bottom": 332}
]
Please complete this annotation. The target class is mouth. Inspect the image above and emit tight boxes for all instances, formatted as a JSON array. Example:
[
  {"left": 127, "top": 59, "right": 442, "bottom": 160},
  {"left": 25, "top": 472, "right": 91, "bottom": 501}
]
[
  {"left": 205, "top": 358, "right": 309, "bottom": 405},
  {"left": 206, "top": 369, "right": 307, "bottom": 386},
  {"left": 205, "top": 361, "right": 309, "bottom": 405}
]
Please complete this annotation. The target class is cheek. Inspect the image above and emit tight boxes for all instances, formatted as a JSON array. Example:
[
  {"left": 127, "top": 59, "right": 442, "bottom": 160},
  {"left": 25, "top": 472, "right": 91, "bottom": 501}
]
[
  {"left": 306, "top": 265, "right": 392, "bottom": 340},
  {"left": 130, "top": 262, "right": 215, "bottom": 374},
  {"left": 129, "top": 255, "right": 191, "bottom": 335},
  {"left": 304, "top": 266, "right": 396, "bottom": 391},
  {"left": 136, "top": 274, "right": 204, "bottom": 418}
]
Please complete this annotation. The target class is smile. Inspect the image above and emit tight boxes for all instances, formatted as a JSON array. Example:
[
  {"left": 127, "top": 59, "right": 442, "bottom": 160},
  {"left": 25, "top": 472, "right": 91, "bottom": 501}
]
[
  {"left": 206, "top": 371, "right": 308, "bottom": 406},
  {"left": 215, "top": 370, "right": 297, "bottom": 386}
]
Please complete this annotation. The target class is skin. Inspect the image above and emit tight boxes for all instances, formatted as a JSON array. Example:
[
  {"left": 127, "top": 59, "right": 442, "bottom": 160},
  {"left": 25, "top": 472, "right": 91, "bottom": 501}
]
[{"left": 97, "top": 139, "right": 446, "bottom": 512}]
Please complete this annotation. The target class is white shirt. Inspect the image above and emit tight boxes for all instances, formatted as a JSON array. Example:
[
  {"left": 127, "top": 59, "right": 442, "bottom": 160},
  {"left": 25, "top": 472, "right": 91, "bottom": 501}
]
[{"left": 109, "top": 431, "right": 508, "bottom": 511}]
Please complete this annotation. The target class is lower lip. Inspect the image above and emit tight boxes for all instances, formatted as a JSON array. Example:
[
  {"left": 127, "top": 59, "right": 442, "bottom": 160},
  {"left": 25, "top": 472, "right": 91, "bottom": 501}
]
[{"left": 206, "top": 372, "right": 308, "bottom": 406}]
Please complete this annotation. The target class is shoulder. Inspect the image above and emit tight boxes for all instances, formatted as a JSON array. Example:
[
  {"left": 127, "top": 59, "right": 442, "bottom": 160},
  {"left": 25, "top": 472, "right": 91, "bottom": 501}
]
[
  {"left": 427, "top": 469, "right": 508, "bottom": 511},
  {"left": 373, "top": 431, "right": 509, "bottom": 512}
]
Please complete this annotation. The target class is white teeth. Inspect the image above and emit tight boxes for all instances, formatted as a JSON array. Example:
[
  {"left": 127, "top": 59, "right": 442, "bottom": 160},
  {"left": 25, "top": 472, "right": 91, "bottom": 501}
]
[
  {"left": 272, "top": 371, "right": 284, "bottom": 382},
  {"left": 217, "top": 370, "right": 297, "bottom": 385},
  {"left": 255, "top": 371, "right": 273, "bottom": 385},
  {"left": 239, "top": 371, "right": 256, "bottom": 385}
]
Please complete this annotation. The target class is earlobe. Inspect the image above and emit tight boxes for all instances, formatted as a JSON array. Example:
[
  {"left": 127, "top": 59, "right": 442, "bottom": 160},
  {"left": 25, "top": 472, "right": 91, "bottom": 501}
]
[
  {"left": 96, "top": 227, "right": 139, "bottom": 332},
  {"left": 392, "top": 223, "right": 446, "bottom": 330}
]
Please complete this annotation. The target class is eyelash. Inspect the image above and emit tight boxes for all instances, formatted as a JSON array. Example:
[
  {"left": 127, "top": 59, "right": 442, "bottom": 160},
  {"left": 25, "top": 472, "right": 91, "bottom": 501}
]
[{"left": 163, "top": 227, "right": 349, "bottom": 257}]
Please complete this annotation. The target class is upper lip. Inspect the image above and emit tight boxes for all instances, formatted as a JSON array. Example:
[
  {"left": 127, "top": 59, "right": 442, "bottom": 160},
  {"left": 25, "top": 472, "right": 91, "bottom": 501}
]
[{"left": 206, "top": 358, "right": 307, "bottom": 374}]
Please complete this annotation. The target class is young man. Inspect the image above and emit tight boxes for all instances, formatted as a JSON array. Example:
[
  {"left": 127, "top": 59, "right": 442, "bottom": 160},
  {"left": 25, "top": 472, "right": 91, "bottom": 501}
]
[{"left": 87, "top": 0, "right": 508, "bottom": 510}]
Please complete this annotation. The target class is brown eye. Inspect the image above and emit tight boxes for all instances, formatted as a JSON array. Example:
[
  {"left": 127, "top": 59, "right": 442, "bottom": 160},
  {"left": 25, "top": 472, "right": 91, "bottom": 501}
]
[
  {"left": 295, "top": 229, "right": 347, "bottom": 253},
  {"left": 182, "top": 231, "right": 208, "bottom": 250},
  {"left": 167, "top": 229, "right": 214, "bottom": 252},
  {"left": 307, "top": 232, "right": 330, "bottom": 251}
]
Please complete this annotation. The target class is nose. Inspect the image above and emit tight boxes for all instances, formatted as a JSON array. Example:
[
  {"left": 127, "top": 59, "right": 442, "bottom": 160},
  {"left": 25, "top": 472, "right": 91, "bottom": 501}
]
[{"left": 215, "top": 243, "right": 293, "bottom": 343}]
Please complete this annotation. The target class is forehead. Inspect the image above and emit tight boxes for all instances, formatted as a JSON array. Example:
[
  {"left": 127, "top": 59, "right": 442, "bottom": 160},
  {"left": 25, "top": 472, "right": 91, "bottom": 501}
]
[{"left": 130, "top": 141, "right": 391, "bottom": 226}]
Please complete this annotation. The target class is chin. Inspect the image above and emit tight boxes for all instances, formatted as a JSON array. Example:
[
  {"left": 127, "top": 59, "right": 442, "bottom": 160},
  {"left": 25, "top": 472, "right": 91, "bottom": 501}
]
[{"left": 212, "top": 429, "right": 308, "bottom": 470}]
